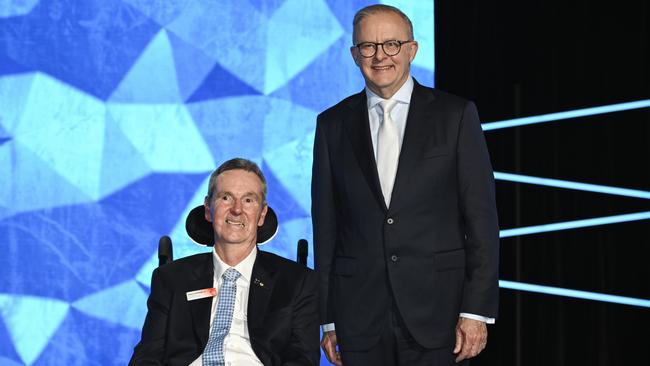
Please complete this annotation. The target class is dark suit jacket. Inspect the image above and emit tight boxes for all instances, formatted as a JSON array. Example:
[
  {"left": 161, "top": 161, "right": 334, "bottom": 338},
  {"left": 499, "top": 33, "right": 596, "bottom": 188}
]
[
  {"left": 311, "top": 80, "right": 499, "bottom": 351},
  {"left": 129, "top": 250, "right": 320, "bottom": 366}
]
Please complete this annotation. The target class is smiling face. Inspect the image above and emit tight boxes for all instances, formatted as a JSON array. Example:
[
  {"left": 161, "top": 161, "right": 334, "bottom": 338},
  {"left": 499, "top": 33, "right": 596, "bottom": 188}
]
[
  {"left": 351, "top": 11, "right": 418, "bottom": 99},
  {"left": 204, "top": 169, "right": 267, "bottom": 250}
]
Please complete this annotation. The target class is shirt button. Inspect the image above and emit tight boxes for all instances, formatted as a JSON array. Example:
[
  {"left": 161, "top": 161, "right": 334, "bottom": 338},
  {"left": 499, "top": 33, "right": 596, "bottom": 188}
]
[
  {"left": 387, "top": 218, "right": 394, "bottom": 224},
  {"left": 390, "top": 254, "right": 398, "bottom": 262}
]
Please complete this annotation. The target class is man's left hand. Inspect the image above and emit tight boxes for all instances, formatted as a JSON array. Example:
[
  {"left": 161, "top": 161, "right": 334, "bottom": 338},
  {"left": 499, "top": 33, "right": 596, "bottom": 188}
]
[{"left": 453, "top": 317, "right": 487, "bottom": 362}]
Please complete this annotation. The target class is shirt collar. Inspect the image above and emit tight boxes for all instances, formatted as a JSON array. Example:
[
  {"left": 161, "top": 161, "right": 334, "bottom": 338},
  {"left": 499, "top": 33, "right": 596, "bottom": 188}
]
[
  {"left": 366, "top": 76, "right": 414, "bottom": 109},
  {"left": 212, "top": 245, "right": 257, "bottom": 283}
]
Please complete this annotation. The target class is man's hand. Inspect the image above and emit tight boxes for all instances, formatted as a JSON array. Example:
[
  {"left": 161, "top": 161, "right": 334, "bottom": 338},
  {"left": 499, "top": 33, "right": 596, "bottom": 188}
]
[
  {"left": 453, "top": 317, "right": 487, "bottom": 362},
  {"left": 321, "top": 330, "right": 342, "bottom": 365}
]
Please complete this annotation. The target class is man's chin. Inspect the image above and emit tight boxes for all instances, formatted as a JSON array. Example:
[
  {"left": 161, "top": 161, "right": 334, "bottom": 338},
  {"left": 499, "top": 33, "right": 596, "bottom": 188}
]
[
  {"left": 366, "top": 74, "right": 394, "bottom": 84},
  {"left": 218, "top": 235, "right": 256, "bottom": 246},
  {"left": 365, "top": 79, "right": 401, "bottom": 96}
]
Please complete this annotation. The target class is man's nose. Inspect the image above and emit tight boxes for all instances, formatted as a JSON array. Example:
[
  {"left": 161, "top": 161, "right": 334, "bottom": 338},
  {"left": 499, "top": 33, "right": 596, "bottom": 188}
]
[{"left": 230, "top": 199, "right": 243, "bottom": 213}]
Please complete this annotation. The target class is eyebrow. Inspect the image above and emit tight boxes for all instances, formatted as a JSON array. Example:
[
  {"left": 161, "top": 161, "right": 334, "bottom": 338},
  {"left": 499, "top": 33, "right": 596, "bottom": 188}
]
[{"left": 217, "top": 190, "right": 261, "bottom": 199}]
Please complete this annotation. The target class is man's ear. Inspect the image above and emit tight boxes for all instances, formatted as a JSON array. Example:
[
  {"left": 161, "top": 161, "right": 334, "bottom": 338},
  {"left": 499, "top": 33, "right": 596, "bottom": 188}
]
[
  {"left": 408, "top": 40, "right": 419, "bottom": 62},
  {"left": 257, "top": 204, "right": 268, "bottom": 227},
  {"left": 350, "top": 46, "right": 361, "bottom": 66},
  {"left": 204, "top": 197, "right": 212, "bottom": 222}
]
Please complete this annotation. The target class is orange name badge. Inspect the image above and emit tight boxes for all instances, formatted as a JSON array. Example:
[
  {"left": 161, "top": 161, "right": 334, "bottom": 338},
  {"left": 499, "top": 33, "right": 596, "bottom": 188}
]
[{"left": 186, "top": 288, "right": 217, "bottom": 301}]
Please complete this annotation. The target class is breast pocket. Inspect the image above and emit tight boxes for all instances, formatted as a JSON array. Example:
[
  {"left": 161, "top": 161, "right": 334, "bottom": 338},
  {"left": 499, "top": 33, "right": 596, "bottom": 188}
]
[{"left": 421, "top": 146, "right": 450, "bottom": 159}]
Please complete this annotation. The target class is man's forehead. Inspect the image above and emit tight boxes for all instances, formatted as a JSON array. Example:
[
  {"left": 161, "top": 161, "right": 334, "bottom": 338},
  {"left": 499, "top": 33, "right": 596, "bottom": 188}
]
[
  {"left": 356, "top": 12, "right": 410, "bottom": 38},
  {"left": 216, "top": 170, "right": 263, "bottom": 193},
  {"left": 361, "top": 11, "right": 407, "bottom": 26},
  {"left": 217, "top": 169, "right": 261, "bottom": 181}
]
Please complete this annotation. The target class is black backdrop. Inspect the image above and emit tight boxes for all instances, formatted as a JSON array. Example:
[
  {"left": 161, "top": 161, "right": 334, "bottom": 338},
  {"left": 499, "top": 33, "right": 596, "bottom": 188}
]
[{"left": 435, "top": 1, "right": 649, "bottom": 365}]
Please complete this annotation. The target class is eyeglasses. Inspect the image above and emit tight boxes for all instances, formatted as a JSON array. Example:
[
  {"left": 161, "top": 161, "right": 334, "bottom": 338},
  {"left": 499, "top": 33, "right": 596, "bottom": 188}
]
[{"left": 354, "top": 40, "right": 413, "bottom": 58}]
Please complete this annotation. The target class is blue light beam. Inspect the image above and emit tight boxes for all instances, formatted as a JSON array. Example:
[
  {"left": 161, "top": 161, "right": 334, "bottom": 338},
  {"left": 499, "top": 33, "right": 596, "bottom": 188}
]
[
  {"left": 499, "top": 280, "right": 650, "bottom": 308},
  {"left": 499, "top": 211, "right": 650, "bottom": 238},
  {"left": 482, "top": 99, "right": 650, "bottom": 131},
  {"left": 494, "top": 172, "right": 650, "bottom": 199}
]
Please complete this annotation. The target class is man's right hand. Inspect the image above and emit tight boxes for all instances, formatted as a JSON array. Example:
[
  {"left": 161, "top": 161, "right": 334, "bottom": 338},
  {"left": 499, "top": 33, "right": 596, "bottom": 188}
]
[{"left": 321, "top": 330, "right": 342, "bottom": 365}]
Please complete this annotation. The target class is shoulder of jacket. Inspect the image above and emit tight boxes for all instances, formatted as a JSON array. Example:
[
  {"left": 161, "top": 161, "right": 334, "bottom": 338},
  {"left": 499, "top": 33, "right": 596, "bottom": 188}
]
[
  {"left": 425, "top": 86, "right": 473, "bottom": 108},
  {"left": 258, "top": 250, "right": 314, "bottom": 276},
  {"left": 318, "top": 91, "right": 364, "bottom": 121},
  {"left": 157, "top": 252, "right": 211, "bottom": 276}
]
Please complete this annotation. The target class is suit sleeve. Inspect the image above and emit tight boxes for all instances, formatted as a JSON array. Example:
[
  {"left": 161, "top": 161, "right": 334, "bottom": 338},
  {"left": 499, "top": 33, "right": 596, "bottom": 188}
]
[
  {"left": 311, "top": 115, "right": 338, "bottom": 324},
  {"left": 456, "top": 101, "right": 500, "bottom": 318},
  {"left": 129, "top": 268, "right": 170, "bottom": 366},
  {"left": 282, "top": 270, "right": 320, "bottom": 365}
]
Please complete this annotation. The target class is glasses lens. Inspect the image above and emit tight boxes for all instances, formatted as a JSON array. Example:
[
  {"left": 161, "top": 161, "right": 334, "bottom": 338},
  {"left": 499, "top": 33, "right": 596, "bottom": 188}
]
[
  {"left": 383, "top": 41, "right": 401, "bottom": 56},
  {"left": 358, "top": 43, "right": 376, "bottom": 57}
]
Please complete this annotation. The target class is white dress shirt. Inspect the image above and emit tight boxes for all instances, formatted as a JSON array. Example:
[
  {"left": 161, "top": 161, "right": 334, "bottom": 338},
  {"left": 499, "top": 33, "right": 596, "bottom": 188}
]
[
  {"left": 366, "top": 76, "right": 414, "bottom": 160},
  {"left": 190, "top": 247, "right": 263, "bottom": 366},
  {"left": 321, "top": 77, "right": 494, "bottom": 333}
]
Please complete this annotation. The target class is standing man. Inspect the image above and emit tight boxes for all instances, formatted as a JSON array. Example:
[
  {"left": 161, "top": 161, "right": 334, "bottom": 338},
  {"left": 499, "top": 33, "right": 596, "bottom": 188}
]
[
  {"left": 131, "top": 158, "right": 320, "bottom": 365},
  {"left": 311, "top": 4, "right": 499, "bottom": 365}
]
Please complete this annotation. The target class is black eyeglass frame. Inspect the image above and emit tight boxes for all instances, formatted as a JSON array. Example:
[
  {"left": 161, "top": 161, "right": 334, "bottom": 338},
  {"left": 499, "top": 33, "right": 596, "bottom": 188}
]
[{"left": 353, "top": 40, "right": 414, "bottom": 58}]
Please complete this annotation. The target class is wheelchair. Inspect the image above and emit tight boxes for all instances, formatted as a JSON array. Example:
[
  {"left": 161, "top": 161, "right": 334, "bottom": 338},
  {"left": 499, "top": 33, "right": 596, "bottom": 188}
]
[{"left": 157, "top": 204, "right": 308, "bottom": 267}]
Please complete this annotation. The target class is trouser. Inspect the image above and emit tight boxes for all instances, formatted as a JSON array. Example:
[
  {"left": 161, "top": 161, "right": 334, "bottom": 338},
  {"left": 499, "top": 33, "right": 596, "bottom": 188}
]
[{"left": 340, "top": 306, "right": 469, "bottom": 366}]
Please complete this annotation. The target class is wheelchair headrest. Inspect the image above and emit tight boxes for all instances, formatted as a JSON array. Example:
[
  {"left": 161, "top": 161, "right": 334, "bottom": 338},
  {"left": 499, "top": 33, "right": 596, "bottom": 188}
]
[{"left": 185, "top": 205, "right": 278, "bottom": 246}]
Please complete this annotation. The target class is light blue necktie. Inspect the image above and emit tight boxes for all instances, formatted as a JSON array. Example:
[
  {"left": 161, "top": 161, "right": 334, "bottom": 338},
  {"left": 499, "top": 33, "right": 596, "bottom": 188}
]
[{"left": 203, "top": 268, "right": 241, "bottom": 366}]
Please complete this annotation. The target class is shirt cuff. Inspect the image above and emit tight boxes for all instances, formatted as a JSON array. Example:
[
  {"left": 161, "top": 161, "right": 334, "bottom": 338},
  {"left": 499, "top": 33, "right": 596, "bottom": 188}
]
[
  {"left": 321, "top": 323, "right": 336, "bottom": 332},
  {"left": 459, "top": 313, "right": 495, "bottom": 324}
]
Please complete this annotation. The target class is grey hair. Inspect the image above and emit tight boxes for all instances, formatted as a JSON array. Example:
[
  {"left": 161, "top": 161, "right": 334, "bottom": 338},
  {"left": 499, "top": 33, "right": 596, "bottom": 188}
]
[
  {"left": 206, "top": 158, "right": 267, "bottom": 204},
  {"left": 352, "top": 4, "right": 414, "bottom": 44}
]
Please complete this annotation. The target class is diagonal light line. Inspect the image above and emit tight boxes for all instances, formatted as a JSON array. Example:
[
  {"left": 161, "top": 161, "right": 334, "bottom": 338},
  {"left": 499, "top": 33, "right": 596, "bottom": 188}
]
[
  {"left": 494, "top": 172, "right": 650, "bottom": 199},
  {"left": 482, "top": 99, "right": 650, "bottom": 131},
  {"left": 499, "top": 280, "right": 650, "bottom": 308},
  {"left": 499, "top": 211, "right": 650, "bottom": 238}
]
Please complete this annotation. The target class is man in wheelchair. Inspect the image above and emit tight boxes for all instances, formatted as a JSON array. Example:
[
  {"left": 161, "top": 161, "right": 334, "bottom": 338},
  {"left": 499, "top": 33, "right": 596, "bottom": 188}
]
[{"left": 130, "top": 158, "right": 319, "bottom": 366}]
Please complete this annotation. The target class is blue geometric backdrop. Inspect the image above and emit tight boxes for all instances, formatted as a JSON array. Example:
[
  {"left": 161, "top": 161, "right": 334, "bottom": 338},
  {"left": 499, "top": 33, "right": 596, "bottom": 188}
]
[{"left": 0, "top": 1, "right": 434, "bottom": 364}]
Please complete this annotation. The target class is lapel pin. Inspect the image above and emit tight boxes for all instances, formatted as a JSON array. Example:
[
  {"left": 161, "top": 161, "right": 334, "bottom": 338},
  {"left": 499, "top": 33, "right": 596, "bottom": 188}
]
[{"left": 253, "top": 278, "right": 264, "bottom": 287}]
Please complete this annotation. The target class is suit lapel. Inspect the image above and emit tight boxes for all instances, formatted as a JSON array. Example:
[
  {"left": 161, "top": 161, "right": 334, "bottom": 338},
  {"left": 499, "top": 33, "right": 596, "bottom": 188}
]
[
  {"left": 390, "top": 81, "right": 436, "bottom": 212},
  {"left": 188, "top": 253, "right": 214, "bottom": 348},
  {"left": 247, "top": 251, "right": 276, "bottom": 329},
  {"left": 343, "top": 91, "right": 387, "bottom": 210}
]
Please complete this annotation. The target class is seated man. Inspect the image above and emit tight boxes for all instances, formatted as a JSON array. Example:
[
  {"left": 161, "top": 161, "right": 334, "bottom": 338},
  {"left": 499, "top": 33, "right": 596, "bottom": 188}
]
[{"left": 130, "top": 158, "right": 320, "bottom": 366}]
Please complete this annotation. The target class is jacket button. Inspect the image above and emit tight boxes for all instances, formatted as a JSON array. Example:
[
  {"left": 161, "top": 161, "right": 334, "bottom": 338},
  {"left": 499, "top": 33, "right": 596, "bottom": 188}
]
[
  {"left": 387, "top": 218, "right": 394, "bottom": 224},
  {"left": 390, "top": 254, "right": 398, "bottom": 262}
]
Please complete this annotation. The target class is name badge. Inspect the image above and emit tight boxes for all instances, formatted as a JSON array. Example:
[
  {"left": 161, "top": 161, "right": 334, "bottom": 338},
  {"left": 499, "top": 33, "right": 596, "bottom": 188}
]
[{"left": 186, "top": 288, "right": 216, "bottom": 301}]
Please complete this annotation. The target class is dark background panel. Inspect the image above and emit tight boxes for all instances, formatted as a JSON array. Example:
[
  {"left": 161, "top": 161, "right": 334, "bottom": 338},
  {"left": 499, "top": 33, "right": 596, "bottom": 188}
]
[
  {"left": 436, "top": 1, "right": 649, "bottom": 365},
  {"left": 492, "top": 108, "right": 650, "bottom": 190},
  {"left": 499, "top": 220, "right": 650, "bottom": 299},
  {"left": 436, "top": 1, "right": 649, "bottom": 121},
  {"left": 483, "top": 290, "right": 650, "bottom": 366},
  {"left": 488, "top": 109, "right": 650, "bottom": 188},
  {"left": 496, "top": 181, "right": 650, "bottom": 228}
]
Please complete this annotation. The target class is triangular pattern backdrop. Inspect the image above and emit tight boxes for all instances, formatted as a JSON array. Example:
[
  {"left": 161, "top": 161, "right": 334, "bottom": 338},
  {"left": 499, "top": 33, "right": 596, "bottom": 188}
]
[{"left": 0, "top": 0, "right": 435, "bottom": 364}]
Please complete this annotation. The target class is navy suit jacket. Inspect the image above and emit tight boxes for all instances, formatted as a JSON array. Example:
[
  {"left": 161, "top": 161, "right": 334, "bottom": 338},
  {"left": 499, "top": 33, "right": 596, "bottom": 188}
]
[
  {"left": 311, "top": 81, "right": 499, "bottom": 351},
  {"left": 129, "top": 250, "right": 320, "bottom": 365}
]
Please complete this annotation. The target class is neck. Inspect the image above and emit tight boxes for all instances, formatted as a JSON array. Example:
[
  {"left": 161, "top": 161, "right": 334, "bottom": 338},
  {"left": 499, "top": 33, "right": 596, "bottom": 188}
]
[
  {"left": 371, "top": 88, "right": 396, "bottom": 99},
  {"left": 213, "top": 240, "right": 256, "bottom": 266}
]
